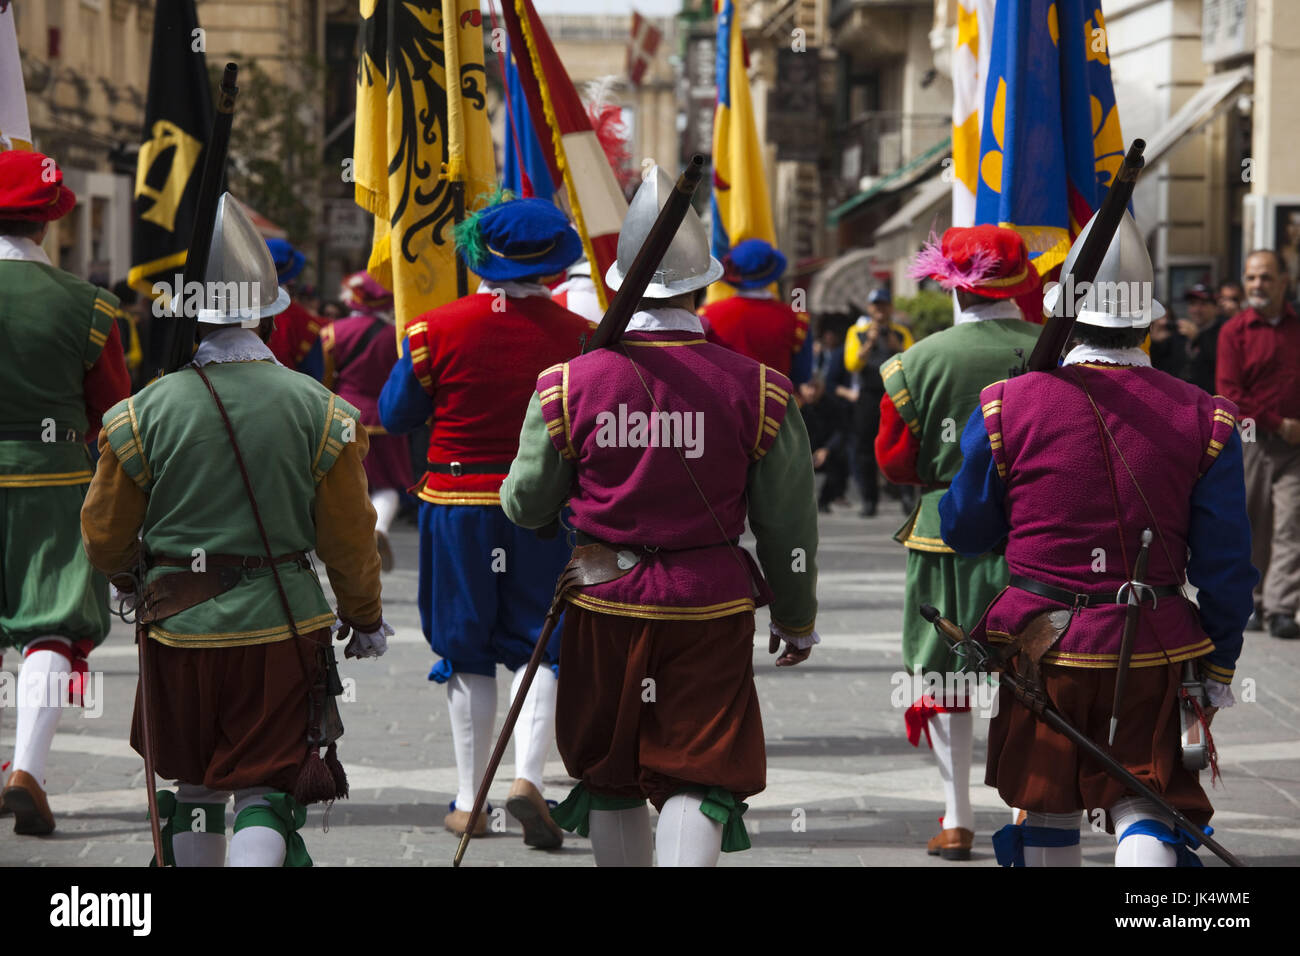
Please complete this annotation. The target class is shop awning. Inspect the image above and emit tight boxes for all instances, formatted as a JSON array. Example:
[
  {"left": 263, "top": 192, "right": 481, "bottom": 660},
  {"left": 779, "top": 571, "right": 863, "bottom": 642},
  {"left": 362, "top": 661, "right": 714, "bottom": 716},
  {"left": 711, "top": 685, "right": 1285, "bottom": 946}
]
[
  {"left": 1143, "top": 66, "right": 1253, "bottom": 169},
  {"left": 827, "top": 135, "right": 951, "bottom": 226}
]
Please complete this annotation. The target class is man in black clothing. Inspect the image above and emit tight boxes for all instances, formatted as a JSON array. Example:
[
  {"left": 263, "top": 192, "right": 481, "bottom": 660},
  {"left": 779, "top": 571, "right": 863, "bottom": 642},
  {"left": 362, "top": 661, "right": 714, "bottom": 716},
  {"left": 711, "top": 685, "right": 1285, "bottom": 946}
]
[{"left": 1176, "top": 283, "right": 1226, "bottom": 393}]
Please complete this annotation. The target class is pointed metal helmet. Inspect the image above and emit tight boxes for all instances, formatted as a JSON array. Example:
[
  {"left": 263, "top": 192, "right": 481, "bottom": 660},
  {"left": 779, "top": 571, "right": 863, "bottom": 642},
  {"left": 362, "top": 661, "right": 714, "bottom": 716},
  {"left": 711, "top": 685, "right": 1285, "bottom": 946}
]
[
  {"left": 605, "top": 165, "right": 724, "bottom": 297},
  {"left": 190, "top": 193, "right": 292, "bottom": 326},
  {"left": 1042, "top": 209, "right": 1165, "bottom": 329}
]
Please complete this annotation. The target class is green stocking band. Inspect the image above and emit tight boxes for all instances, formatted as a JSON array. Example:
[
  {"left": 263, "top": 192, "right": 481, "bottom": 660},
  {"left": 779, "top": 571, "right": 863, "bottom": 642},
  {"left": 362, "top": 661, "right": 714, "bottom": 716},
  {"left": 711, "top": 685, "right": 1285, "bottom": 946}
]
[
  {"left": 696, "top": 787, "right": 752, "bottom": 853},
  {"left": 550, "top": 782, "right": 646, "bottom": 837},
  {"left": 233, "top": 793, "right": 312, "bottom": 867},
  {"left": 148, "top": 790, "right": 177, "bottom": 868}
]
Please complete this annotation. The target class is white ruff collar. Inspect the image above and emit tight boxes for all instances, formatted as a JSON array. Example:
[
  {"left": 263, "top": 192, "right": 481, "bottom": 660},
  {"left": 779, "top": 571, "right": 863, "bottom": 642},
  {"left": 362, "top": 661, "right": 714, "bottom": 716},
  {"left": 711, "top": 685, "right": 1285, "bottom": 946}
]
[
  {"left": 192, "top": 327, "right": 281, "bottom": 366},
  {"left": 0, "top": 235, "right": 51, "bottom": 265},
  {"left": 953, "top": 291, "right": 1023, "bottom": 325},
  {"left": 476, "top": 279, "right": 551, "bottom": 299},
  {"left": 1063, "top": 344, "right": 1152, "bottom": 367},
  {"left": 624, "top": 307, "right": 704, "bottom": 333}
]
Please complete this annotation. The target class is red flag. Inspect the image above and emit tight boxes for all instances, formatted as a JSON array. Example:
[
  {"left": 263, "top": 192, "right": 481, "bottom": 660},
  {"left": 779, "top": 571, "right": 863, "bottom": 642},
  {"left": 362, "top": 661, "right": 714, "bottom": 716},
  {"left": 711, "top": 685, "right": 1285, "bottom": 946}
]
[
  {"left": 627, "top": 11, "right": 662, "bottom": 88},
  {"left": 501, "top": 0, "right": 626, "bottom": 308}
]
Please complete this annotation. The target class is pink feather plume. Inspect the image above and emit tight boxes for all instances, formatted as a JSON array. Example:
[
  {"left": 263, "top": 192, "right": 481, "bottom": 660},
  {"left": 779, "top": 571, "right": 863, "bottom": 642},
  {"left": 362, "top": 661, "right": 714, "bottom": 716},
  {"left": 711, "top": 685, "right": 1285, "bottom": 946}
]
[{"left": 908, "top": 231, "right": 1000, "bottom": 291}]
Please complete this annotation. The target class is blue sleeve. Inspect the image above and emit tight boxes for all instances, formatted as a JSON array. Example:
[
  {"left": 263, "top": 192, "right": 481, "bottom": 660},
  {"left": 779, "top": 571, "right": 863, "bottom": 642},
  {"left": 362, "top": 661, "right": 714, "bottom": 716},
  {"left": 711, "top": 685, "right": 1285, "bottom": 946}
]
[
  {"left": 1185, "top": 429, "right": 1257, "bottom": 683},
  {"left": 378, "top": 339, "right": 433, "bottom": 435},
  {"left": 790, "top": 329, "right": 814, "bottom": 386},
  {"left": 938, "top": 405, "right": 1010, "bottom": 557},
  {"left": 297, "top": 338, "right": 324, "bottom": 381}
]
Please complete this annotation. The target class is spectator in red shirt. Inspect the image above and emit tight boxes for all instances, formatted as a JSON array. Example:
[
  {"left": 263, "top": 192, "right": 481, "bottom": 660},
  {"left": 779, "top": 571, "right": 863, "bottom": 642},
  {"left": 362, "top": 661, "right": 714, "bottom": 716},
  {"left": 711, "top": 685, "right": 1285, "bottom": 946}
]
[{"left": 1216, "top": 249, "right": 1300, "bottom": 639}]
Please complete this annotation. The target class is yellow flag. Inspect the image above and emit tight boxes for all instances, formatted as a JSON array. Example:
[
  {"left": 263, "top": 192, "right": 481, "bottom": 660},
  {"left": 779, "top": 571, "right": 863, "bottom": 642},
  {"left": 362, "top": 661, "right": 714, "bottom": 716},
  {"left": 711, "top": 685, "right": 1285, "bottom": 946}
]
[{"left": 354, "top": 0, "right": 497, "bottom": 344}]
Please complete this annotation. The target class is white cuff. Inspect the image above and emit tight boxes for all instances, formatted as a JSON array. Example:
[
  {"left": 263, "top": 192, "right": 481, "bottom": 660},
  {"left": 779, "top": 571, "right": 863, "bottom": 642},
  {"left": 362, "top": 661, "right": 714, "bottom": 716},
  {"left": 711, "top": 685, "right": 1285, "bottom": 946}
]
[
  {"left": 771, "top": 624, "right": 820, "bottom": 650},
  {"left": 1205, "top": 679, "right": 1234, "bottom": 709}
]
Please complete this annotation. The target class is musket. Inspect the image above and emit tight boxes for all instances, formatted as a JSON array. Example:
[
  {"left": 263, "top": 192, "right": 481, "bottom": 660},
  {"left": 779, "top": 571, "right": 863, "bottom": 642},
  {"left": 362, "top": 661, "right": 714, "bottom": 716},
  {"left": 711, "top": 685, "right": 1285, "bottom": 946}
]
[
  {"left": 1110, "top": 528, "right": 1153, "bottom": 745},
  {"left": 1023, "top": 139, "right": 1146, "bottom": 373},
  {"left": 163, "top": 62, "right": 239, "bottom": 374},
  {"left": 453, "top": 156, "right": 708, "bottom": 867},
  {"left": 918, "top": 603, "right": 1244, "bottom": 867}
]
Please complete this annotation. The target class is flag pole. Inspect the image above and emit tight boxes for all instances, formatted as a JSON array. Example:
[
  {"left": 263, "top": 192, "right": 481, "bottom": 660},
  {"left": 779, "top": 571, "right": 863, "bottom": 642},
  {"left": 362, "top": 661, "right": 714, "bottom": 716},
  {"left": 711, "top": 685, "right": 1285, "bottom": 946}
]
[
  {"left": 444, "top": 0, "right": 470, "bottom": 297},
  {"left": 511, "top": 0, "right": 609, "bottom": 312}
]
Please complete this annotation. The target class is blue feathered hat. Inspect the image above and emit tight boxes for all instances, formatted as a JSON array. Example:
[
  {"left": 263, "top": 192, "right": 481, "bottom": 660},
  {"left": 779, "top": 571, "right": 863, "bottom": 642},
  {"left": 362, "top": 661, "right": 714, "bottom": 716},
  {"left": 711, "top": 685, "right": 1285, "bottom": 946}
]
[
  {"left": 265, "top": 237, "right": 306, "bottom": 284},
  {"left": 455, "top": 196, "right": 583, "bottom": 282},
  {"left": 722, "top": 238, "right": 787, "bottom": 289}
]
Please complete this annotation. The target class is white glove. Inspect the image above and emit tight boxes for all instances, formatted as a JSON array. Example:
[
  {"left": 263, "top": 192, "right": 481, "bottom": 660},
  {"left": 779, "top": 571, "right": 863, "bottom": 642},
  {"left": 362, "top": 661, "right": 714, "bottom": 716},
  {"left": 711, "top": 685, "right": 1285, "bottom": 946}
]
[
  {"left": 342, "top": 618, "right": 394, "bottom": 659},
  {"left": 1205, "top": 679, "right": 1234, "bottom": 710}
]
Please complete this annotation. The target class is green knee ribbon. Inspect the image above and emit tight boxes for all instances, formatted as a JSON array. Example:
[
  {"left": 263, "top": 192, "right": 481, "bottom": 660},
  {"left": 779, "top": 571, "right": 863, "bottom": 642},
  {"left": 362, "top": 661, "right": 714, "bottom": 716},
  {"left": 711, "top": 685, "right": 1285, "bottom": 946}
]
[
  {"left": 233, "top": 793, "right": 313, "bottom": 867},
  {"left": 695, "top": 787, "right": 751, "bottom": 853},
  {"left": 550, "top": 782, "right": 646, "bottom": 837}
]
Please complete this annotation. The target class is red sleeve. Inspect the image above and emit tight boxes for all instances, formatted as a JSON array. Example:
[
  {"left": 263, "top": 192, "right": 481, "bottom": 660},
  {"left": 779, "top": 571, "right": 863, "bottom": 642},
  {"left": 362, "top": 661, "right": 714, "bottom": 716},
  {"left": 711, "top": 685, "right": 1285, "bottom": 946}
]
[
  {"left": 875, "top": 391, "right": 921, "bottom": 484},
  {"left": 83, "top": 321, "right": 131, "bottom": 443},
  {"left": 1215, "top": 320, "right": 1280, "bottom": 433}
]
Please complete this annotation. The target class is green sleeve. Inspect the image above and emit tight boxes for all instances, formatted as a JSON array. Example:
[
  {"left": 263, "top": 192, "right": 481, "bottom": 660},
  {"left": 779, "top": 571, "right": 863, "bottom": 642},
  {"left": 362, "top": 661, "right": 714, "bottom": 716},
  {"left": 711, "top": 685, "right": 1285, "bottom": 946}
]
[
  {"left": 501, "top": 392, "right": 576, "bottom": 529},
  {"left": 747, "top": 397, "right": 818, "bottom": 635}
]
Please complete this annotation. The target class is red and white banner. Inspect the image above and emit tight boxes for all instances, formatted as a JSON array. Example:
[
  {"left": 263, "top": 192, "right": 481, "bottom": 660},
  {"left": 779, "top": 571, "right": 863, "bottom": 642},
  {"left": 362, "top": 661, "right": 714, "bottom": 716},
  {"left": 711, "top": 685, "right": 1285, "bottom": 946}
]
[{"left": 627, "top": 11, "right": 662, "bottom": 89}]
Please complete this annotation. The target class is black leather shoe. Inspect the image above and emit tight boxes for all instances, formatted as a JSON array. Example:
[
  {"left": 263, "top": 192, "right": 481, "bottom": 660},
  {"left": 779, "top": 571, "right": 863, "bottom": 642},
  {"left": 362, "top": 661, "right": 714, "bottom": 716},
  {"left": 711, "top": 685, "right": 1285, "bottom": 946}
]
[
  {"left": 1269, "top": 613, "right": 1300, "bottom": 640},
  {"left": 1246, "top": 609, "right": 1264, "bottom": 632},
  {"left": 859, "top": 502, "right": 877, "bottom": 517}
]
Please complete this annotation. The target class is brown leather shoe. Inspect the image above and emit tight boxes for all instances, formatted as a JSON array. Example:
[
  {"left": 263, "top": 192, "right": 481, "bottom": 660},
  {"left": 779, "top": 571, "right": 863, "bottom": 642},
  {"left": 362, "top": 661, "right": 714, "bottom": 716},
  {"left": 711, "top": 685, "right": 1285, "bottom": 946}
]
[
  {"left": 2, "top": 770, "right": 55, "bottom": 836},
  {"left": 443, "top": 807, "right": 488, "bottom": 837},
  {"left": 926, "top": 827, "right": 973, "bottom": 860},
  {"left": 505, "top": 778, "right": 563, "bottom": 849}
]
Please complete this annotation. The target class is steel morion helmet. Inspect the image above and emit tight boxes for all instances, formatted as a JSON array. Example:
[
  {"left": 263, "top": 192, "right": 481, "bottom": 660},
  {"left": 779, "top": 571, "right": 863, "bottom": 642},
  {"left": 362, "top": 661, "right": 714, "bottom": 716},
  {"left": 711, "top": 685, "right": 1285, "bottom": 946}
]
[
  {"left": 1042, "top": 209, "right": 1165, "bottom": 329},
  {"left": 605, "top": 164, "right": 723, "bottom": 297},
  {"left": 181, "top": 193, "right": 292, "bottom": 327}
]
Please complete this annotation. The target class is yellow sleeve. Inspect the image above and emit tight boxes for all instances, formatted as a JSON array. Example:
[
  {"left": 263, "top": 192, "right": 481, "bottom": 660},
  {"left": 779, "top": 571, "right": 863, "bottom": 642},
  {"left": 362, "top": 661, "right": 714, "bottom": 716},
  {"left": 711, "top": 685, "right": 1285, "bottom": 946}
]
[
  {"left": 313, "top": 428, "right": 383, "bottom": 630},
  {"left": 844, "top": 325, "right": 865, "bottom": 372},
  {"left": 81, "top": 430, "right": 149, "bottom": 583}
]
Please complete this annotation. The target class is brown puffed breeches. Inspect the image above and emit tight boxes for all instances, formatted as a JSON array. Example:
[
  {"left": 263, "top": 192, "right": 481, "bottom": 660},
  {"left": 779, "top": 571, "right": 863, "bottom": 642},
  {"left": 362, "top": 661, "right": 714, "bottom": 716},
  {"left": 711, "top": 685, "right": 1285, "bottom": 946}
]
[
  {"left": 986, "top": 659, "right": 1212, "bottom": 830},
  {"left": 131, "top": 628, "right": 329, "bottom": 792},
  {"left": 556, "top": 606, "right": 766, "bottom": 810}
]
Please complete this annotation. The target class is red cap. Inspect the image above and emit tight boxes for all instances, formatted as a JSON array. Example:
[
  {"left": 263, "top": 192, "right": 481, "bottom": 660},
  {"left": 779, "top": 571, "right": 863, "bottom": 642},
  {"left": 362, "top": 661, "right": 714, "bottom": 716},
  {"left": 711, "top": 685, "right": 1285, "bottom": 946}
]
[
  {"left": 909, "top": 224, "right": 1041, "bottom": 300},
  {"left": 0, "top": 150, "right": 77, "bottom": 222}
]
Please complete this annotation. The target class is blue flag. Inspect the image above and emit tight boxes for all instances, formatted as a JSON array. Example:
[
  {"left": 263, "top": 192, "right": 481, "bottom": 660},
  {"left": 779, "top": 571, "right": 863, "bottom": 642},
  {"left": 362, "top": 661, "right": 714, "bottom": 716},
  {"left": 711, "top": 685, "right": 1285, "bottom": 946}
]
[
  {"left": 502, "top": 37, "right": 556, "bottom": 200},
  {"left": 974, "top": 0, "right": 1125, "bottom": 276}
]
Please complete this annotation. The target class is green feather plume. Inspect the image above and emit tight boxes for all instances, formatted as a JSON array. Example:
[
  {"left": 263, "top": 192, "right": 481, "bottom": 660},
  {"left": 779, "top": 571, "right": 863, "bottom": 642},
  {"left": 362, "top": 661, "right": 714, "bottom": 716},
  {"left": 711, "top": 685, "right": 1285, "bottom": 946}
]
[{"left": 453, "top": 185, "right": 514, "bottom": 268}]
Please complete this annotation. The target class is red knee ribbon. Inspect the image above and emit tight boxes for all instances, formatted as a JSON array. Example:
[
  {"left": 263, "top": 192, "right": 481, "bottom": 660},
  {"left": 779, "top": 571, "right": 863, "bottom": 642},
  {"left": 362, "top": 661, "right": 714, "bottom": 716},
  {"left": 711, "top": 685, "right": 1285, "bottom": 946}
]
[
  {"left": 24, "top": 639, "right": 94, "bottom": 706},
  {"left": 904, "top": 694, "right": 972, "bottom": 748}
]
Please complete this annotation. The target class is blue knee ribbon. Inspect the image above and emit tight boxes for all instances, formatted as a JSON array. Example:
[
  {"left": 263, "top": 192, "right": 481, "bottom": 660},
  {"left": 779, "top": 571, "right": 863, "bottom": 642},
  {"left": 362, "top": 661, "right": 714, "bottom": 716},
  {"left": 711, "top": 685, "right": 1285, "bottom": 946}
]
[
  {"left": 428, "top": 658, "right": 454, "bottom": 683},
  {"left": 1118, "top": 819, "right": 1212, "bottom": 867},
  {"left": 992, "top": 822, "right": 1080, "bottom": 867}
]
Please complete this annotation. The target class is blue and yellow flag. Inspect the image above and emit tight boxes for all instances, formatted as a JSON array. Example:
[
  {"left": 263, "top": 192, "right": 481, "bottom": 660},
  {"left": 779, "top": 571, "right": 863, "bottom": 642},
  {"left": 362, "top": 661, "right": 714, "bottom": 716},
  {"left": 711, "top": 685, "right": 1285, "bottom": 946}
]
[
  {"left": 708, "top": 0, "right": 776, "bottom": 304},
  {"left": 974, "top": 0, "right": 1125, "bottom": 276}
]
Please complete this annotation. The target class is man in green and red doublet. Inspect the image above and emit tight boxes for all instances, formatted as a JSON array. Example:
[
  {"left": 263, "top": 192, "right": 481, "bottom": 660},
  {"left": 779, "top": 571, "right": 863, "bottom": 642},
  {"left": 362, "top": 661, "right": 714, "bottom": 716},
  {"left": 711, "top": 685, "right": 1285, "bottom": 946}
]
[
  {"left": 874, "top": 224, "right": 1041, "bottom": 860},
  {"left": 0, "top": 150, "right": 131, "bottom": 835}
]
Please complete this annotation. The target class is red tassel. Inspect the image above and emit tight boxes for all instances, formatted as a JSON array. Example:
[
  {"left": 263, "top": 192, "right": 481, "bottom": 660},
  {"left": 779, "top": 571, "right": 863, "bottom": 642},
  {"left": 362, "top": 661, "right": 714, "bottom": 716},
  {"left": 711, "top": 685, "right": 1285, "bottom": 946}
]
[
  {"left": 324, "top": 742, "right": 348, "bottom": 800},
  {"left": 293, "top": 749, "right": 338, "bottom": 805}
]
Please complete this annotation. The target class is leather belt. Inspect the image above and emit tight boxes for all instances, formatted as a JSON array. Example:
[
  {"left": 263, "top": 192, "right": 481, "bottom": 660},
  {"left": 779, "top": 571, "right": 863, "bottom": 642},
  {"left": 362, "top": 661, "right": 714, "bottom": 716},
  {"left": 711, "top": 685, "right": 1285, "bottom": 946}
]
[
  {"left": 574, "top": 531, "right": 740, "bottom": 552},
  {"left": 427, "top": 461, "right": 513, "bottom": 477},
  {"left": 1008, "top": 573, "right": 1182, "bottom": 609},
  {"left": 149, "top": 550, "right": 312, "bottom": 571},
  {"left": 0, "top": 427, "right": 84, "bottom": 443}
]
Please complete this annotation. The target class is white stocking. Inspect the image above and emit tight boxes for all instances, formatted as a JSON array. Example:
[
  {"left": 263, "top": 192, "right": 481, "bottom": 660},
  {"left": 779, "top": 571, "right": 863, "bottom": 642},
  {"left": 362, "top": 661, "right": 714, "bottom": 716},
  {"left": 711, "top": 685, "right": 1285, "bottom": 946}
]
[
  {"left": 655, "top": 793, "right": 723, "bottom": 867},
  {"left": 510, "top": 665, "right": 556, "bottom": 792},
  {"left": 589, "top": 805, "right": 653, "bottom": 867},
  {"left": 446, "top": 672, "right": 497, "bottom": 811},
  {"left": 13, "top": 645, "right": 69, "bottom": 784},
  {"left": 931, "top": 710, "right": 974, "bottom": 832},
  {"left": 1024, "top": 811, "right": 1083, "bottom": 867},
  {"left": 173, "top": 784, "right": 228, "bottom": 867},
  {"left": 229, "top": 789, "right": 285, "bottom": 867},
  {"left": 1112, "top": 796, "right": 1178, "bottom": 867},
  {"left": 371, "top": 488, "right": 400, "bottom": 535}
]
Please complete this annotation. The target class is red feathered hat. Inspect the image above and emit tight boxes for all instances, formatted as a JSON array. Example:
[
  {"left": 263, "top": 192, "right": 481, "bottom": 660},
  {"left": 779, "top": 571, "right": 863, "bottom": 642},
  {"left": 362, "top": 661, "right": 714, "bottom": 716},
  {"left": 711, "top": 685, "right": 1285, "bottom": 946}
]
[
  {"left": 0, "top": 150, "right": 77, "bottom": 222},
  {"left": 908, "top": 224, "right": 1040, "bottom": 300}
]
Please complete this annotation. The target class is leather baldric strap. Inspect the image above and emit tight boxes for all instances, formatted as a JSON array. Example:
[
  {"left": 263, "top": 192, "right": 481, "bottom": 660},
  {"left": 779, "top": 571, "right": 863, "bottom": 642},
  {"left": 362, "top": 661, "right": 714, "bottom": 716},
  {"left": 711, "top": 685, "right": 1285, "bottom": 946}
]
[
  {"left": 0, "top": 427, "right": 84, "bottom": 443},
  {"left": 1008, "top": 573, "right": 1181, "bottom": 609},
  {"left": 137, "top": 552, "right": 313, "bottom": 624},
  {"left": 427, "top": 461, "right": 513, "bottom": 476}
]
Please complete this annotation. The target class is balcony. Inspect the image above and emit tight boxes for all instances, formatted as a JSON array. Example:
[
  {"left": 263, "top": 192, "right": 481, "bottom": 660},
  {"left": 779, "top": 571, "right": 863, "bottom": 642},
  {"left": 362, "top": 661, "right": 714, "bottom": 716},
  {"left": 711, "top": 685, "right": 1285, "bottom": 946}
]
[{"left": 832, "top": 110, "right": 950, "bottom": 199}]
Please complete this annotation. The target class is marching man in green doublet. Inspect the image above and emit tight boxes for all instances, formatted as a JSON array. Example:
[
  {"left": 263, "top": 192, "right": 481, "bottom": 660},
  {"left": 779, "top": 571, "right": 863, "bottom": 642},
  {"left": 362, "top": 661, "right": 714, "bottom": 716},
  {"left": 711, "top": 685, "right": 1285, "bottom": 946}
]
[
  {"left": 873, "top": 225, "right": 1042, "bottom": 860},
  {"left": 82, "top": 195, "right": 388, "bottom": 866},
  {"left": 0, "top": 150, "right": 132, "bottom": 835}
]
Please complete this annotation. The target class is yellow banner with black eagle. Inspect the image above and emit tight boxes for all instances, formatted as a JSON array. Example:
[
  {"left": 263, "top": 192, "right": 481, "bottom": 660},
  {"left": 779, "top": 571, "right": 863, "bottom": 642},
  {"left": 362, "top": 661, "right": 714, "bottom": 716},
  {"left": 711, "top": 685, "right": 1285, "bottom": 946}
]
[{"left": 354, "top": 0, "right": 497, "bottom": 345}]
